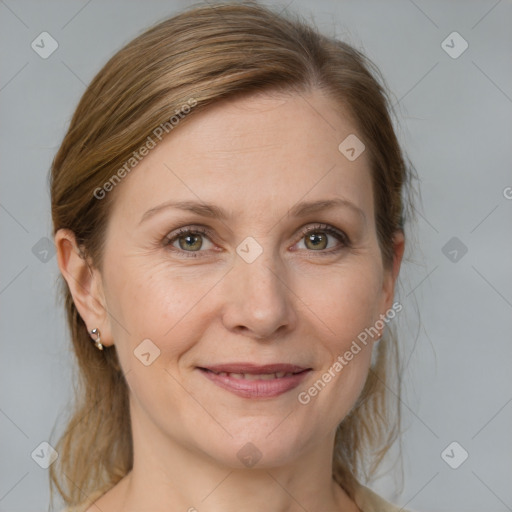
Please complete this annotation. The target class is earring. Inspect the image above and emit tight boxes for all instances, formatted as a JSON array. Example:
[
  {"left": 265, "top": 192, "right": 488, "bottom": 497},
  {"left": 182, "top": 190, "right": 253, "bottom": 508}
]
[{"left": 90, "top": 328, "right": 104, "bottom": 351}]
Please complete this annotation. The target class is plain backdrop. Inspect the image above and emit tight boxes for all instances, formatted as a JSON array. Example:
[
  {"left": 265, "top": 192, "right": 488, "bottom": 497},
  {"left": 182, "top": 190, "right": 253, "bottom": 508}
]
[{"left": 1, "top": 1, "right": 511, "bottom": 511}]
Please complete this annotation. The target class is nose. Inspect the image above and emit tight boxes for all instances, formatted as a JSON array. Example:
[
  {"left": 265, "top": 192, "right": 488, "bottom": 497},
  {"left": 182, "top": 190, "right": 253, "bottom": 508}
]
[{"left": 220, "top": 249, "right": 297, "bottom": 340}]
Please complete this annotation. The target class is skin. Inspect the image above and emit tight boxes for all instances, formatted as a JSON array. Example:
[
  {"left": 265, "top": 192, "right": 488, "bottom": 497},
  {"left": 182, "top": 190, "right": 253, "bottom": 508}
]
[{"left": 55, "top": 89, "right": 404, "bottom": 512}]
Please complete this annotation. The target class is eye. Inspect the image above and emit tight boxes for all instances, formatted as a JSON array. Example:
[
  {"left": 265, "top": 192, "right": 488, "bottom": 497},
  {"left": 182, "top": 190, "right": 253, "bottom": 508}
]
[
  {"left": 163, "top": 226, "right": 215, "bottom": 257},
  {"left": 294, "top": 223, "right": 350, "bottom": 254},
  {"left": 163, "top": 223, "right": 350, "bottom": 259}
]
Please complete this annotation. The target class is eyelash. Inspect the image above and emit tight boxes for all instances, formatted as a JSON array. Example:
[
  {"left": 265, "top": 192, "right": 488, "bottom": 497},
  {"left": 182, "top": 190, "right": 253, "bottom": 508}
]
[{"left": 163, "top": 223, "right": 350, "bottom": 259}]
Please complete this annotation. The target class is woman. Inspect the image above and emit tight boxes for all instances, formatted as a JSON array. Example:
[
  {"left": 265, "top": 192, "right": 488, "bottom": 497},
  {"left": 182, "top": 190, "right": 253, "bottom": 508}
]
[{"left": 49, "top": 2, "right": 416, "bottom": 511}]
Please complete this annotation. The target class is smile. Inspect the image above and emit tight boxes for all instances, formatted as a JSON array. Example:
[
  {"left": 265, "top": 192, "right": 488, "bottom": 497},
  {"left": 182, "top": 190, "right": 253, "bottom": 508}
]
[
  {"left": 205, "top": 369, "right": 301, "bottom": 379},
  {"left": 197, "top": 364, "right": 311, "bottom": 398}
]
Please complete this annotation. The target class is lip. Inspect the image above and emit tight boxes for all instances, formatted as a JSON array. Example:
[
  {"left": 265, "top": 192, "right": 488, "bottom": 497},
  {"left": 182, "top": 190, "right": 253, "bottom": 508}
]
[
  {"left": 197, "top": 363, "right": 312, "bottom": 399},
  {"left": 202, "top": 363, "right": 308, "bottom": 374}
]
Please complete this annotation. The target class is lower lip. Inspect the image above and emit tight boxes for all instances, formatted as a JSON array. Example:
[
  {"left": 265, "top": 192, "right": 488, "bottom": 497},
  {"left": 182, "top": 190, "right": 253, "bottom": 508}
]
[{"left": 198, "top": 368, "right": 311, "bottom": 398}]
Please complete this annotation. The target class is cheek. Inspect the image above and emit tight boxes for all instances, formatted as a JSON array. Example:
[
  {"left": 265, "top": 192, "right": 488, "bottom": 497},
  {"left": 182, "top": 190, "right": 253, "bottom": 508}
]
[
  {"left": 296, "top": 259, "right": 384, "bottom": 345},
  {"left": 104, "top": 258, "right": 222, "bottom": 365},
  {"left": 103, "top": 262, "right": 213, "bottom": 420},
  {"left": 294, "top": 262, "right": 382, "bottom": 409}
]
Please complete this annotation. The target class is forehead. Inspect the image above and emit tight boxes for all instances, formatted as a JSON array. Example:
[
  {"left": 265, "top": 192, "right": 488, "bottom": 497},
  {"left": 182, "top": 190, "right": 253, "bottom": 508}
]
[{"left": 107, "top": 90, "right": 373, "bottom": 227}]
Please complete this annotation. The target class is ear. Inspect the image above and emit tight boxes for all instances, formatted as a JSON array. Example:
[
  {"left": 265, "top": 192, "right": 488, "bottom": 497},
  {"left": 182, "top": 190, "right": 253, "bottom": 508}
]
[
  {"left": 379, "top": 229, "right": 405, "bottom": 320},
  {"left": 54, "top": 228, "right": 113, "bottom": 347}
]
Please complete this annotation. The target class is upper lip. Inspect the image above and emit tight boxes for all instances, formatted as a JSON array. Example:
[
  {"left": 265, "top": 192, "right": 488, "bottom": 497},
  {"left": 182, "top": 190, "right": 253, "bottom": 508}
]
[{"left": 199, "top": 363, "right": 310, "bottom": 374}]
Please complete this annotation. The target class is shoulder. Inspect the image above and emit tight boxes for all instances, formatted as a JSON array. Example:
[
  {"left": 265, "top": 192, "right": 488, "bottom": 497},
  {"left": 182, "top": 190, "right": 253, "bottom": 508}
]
[
  {"left": 353, "top": 483, "right": 410, "bottom": 512},
  {"left": 58, "top": 489, "right": 107, "bottom": 512}
]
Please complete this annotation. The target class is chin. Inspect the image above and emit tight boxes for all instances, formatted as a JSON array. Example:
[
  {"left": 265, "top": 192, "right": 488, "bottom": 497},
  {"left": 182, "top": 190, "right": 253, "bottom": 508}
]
[{"left": 193, "top": 420, "right": 316, "bottom": 470}]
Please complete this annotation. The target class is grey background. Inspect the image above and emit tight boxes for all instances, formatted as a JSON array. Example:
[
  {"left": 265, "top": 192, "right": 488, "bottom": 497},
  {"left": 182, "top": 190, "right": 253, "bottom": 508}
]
[{"left": 1, "top": 0, "right": 511, "bottom": 511}]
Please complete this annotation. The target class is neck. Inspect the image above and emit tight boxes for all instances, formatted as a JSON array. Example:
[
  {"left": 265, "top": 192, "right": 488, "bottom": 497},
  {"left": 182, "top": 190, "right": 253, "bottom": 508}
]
[{"left": 111, "top": 403, "right": 359, "bottom": 512}]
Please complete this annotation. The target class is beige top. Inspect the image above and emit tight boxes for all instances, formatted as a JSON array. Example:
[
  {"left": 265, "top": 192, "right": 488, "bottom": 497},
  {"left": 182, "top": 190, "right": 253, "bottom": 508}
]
[
  {"left": 354, "top": 484, "right": 407, "bottom": 512},
  {"left": 63, "top": 482, "right": 407, "bottom": 512}
]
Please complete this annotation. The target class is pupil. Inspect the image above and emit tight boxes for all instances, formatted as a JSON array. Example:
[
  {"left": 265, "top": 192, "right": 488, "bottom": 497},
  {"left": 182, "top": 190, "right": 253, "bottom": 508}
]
[
  {"left": 180, "top": 234, "right": 202, "bottom": 251},
  {"left": 307, "top": 232, "right": 327, "bottom": 250}
]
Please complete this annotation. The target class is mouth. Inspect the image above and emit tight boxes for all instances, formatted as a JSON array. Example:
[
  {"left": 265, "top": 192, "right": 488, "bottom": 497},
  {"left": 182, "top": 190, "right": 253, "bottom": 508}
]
[{"left": 196, "top": 363, "right": 312, "bottom": 398}]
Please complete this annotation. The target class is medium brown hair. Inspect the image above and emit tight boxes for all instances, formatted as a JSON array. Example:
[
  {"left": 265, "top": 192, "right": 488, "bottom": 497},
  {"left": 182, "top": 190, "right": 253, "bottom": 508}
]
[{"left": 49, "top": 1, "right": 416, "bottom": 509}]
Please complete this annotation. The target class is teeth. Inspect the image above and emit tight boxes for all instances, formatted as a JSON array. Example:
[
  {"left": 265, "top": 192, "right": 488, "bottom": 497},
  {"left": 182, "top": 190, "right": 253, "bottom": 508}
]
[
  {"left": 210, "top": 370, "right": 295, "bottom": 380},
  {"left": 254, "top": 373, "right": 278, "bottom": 380},
  {"left": 243, "top": 373, "right": 263, "bottom": 381}
]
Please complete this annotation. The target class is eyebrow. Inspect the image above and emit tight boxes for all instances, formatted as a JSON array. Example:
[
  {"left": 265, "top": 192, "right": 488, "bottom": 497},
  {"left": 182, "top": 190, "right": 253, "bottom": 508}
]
[{"left": 139, "top": 198, "right": 366, "bottom": 225}]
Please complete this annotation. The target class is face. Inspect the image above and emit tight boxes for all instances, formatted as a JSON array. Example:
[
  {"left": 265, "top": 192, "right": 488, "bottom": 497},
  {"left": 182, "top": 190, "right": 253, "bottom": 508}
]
[{"left": 95, "top": 90, "right": 402, "bottom": 469}]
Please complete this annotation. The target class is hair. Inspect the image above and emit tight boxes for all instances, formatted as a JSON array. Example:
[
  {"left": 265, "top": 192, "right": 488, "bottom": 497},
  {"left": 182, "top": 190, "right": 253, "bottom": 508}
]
[{"left": 49, "top": 1, "right": 417, "bottom": 510}]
